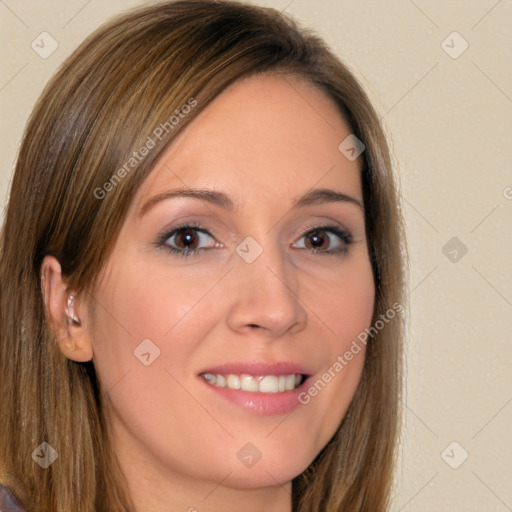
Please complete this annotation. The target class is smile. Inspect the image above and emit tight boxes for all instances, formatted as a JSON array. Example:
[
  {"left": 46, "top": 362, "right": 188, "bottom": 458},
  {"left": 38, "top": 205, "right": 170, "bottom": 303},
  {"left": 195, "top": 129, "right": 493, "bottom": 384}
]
[{"left": 201, "top": 373, "right": 305, "bottom": 393}]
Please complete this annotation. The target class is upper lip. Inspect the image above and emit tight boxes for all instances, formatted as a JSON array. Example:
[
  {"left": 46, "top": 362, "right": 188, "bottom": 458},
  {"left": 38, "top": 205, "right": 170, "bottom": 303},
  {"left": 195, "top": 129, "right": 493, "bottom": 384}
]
[{"left": 198, "top": 361, "right": 312, "bottom": 377}]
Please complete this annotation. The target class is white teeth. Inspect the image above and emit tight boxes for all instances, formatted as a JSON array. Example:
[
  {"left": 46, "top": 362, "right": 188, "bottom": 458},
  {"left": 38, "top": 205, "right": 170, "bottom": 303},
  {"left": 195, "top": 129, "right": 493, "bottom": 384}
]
[
  {"left": 202, "top": 373, "right": 303, "bottom": 393},
  {"left": 240, "top": 374, "right": 259, "bottom": 391},
  {"left": 226, "top": 374, "right": 241, "bottom": 390},
  {"left": 259, "top": 375, "right": 279, "bottom": 393},
  {"left": 203, "top": 373, "right": 216, "bottom": 385}
]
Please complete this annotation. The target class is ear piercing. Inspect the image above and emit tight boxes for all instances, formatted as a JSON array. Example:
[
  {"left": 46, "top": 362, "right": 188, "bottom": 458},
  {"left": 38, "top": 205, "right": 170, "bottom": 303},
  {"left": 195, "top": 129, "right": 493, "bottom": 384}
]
[{"left": 65, "top": 294, "right": 80, "bottom": 326}]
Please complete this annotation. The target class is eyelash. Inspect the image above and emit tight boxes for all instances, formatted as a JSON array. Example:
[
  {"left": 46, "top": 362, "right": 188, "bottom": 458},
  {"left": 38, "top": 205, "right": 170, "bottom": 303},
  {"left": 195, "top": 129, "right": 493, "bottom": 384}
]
[{"left": 155, "top": 221, "right": 353, "bottom": 258}]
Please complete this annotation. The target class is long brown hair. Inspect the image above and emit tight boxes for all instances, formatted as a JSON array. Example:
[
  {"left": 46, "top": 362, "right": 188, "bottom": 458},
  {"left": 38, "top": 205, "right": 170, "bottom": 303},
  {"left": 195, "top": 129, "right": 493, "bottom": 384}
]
[{"left": 0, "top": 1, "right": 407, "bottom": 510}]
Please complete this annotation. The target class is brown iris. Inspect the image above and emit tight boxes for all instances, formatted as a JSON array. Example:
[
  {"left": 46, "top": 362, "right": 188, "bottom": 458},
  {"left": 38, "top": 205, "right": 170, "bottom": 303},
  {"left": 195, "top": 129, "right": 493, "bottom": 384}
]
[
  {"left": 304, "top": 229, "right": 330, "bottom": 251},
  {"left": 174, "top": 228, "right": 200, "bottom": 250}
]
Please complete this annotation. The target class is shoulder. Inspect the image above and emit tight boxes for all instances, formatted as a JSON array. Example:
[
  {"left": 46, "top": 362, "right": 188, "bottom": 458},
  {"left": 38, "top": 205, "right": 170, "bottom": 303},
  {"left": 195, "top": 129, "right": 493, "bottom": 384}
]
[{"left": 0, "top": 484, "right": 27, "bottom": 511}]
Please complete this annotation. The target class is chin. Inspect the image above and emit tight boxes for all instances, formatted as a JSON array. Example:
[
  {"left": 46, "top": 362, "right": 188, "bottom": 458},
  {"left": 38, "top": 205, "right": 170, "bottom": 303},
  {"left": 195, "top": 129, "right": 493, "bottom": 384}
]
[{"left": 218, "top": 450, "right": 316, "bottom": 490}]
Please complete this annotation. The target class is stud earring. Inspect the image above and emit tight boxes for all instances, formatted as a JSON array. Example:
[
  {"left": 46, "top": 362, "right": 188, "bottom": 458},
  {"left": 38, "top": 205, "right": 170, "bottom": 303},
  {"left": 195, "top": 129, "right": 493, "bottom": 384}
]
[{"left": 66, "top": 294, "right": 80, "bottom": 326}]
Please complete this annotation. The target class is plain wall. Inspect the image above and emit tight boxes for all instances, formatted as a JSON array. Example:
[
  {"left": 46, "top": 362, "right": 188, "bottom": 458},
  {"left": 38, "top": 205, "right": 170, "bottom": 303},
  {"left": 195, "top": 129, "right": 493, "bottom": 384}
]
[{"left": 1, "top": 1, "right": 511, "bottom": 510}]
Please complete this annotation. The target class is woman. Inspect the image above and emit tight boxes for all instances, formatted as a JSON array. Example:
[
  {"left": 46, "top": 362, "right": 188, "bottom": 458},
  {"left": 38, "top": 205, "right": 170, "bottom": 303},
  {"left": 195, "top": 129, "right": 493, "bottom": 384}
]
[{"left": 0, "top": 1, "right": 407, "bottom": 510}]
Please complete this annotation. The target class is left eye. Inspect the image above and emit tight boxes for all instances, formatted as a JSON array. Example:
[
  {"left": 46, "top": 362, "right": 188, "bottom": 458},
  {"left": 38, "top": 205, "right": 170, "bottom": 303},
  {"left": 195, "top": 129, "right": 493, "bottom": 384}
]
[{"left": 292, "top": 227, "right": 351, "bottom": 254}]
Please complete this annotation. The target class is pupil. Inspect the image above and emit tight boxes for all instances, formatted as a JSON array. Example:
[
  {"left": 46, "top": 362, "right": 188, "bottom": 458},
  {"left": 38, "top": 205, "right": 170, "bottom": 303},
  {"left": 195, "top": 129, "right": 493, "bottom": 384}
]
[
  {"left": 179, "top": 229, "right": 197, "bottom": 248},
  {"left": 308, "top": 230, "right": 326, "bottom": 249}
]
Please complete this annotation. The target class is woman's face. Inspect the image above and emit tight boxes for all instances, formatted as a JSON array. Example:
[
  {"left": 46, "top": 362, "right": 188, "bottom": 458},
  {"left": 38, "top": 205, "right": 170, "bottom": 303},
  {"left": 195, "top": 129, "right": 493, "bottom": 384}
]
[{"left": 87, "top": 73, "right": 374, "bottom": 497}]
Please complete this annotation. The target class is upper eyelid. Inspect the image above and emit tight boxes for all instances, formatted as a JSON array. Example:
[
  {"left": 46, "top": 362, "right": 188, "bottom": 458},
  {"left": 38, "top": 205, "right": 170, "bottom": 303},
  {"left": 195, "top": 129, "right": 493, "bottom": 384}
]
[
  {"left": 163, "top": 223, "right": 350, "bottom": 236},
  {"left": 160, "top": 223, "right": 352, "bottom": 248}
]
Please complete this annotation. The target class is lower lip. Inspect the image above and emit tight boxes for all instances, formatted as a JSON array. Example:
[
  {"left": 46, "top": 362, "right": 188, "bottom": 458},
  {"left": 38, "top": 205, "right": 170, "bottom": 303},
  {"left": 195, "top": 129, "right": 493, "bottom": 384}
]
[{"left": 198, "top": 376, "right": 310, "bottom": 415}]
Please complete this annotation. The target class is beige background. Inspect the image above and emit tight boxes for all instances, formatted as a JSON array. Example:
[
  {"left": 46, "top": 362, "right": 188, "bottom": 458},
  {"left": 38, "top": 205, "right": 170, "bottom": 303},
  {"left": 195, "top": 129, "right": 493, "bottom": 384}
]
[{"left": 1, "top": 1, "right": 511, "bottom": 510}]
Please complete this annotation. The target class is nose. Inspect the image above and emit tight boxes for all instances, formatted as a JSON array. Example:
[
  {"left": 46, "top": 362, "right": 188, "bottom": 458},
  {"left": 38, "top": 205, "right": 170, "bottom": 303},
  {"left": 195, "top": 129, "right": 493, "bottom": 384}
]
[{"left": 226, "top": 241, "right": 307, "bottom": 339}]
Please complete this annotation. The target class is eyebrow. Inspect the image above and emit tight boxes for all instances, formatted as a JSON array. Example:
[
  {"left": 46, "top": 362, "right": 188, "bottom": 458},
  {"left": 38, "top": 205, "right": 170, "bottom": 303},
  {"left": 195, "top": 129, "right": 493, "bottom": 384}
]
[{"left": 138, "top": 187, "right": 363, "bottom": 217}]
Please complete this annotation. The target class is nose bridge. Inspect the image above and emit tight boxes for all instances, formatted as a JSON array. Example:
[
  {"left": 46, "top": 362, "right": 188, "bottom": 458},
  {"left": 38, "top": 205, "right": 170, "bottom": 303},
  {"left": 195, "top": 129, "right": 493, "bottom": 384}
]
[
  {"left": 227, "top": 234, "right": 307, "bottom": 336},
  {"left": 245, "top": 238, "right": 292, "bottom": 296}
]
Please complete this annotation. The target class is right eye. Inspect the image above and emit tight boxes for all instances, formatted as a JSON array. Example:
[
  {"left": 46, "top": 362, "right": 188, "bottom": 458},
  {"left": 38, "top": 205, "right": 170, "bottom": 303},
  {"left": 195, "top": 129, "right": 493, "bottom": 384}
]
[{"left": 157, "top": 223, "right": 219, "bottom": 258}]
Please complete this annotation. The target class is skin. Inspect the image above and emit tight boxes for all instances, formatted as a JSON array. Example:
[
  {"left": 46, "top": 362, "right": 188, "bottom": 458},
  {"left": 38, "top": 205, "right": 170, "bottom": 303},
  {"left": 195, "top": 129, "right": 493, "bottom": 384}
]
[{"left": 42, "top": 73, "right": 375, "bottom": 512}]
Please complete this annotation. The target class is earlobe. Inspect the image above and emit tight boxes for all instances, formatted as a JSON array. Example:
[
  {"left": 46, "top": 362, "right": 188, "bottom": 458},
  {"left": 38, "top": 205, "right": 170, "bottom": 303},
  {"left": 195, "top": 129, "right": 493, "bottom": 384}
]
[{"left": 40, "top": 255, "right": 94, "bottom": 362}]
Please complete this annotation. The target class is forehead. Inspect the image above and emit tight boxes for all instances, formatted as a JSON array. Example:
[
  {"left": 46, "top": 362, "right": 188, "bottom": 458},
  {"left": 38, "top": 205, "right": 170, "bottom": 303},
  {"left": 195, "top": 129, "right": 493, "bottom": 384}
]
[{"left": 134, "top": 73, "right": 363, "bottom": 211}]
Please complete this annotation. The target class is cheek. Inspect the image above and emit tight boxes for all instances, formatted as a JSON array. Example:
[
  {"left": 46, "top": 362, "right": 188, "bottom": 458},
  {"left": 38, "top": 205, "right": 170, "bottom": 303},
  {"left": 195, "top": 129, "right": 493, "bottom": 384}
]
[
  {"left": 89, "top": 260, "right": 223, "bottom": 391},
  {"left": 307, "top": 252, "right": 375, "bottom": 343},
  {"left": 87, "top": 264, "right": 232, "bottom": 476},
  {"left": 294, "top": 255, "right": 374, "bottom": 436}
]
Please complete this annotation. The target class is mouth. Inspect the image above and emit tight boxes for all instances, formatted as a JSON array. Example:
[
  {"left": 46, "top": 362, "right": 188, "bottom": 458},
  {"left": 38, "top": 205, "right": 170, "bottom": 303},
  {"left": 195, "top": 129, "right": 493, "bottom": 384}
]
[
  {"left": 200, "top": 373, "right": 306, "bottom": 393},
  {"left": 197, "top": 361, "right": 312, "bottom": 415}
]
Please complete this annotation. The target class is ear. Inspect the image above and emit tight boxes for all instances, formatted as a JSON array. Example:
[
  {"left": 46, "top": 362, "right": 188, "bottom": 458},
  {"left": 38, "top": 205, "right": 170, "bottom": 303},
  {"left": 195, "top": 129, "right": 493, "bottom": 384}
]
[{"left": 40, "top": 255, "right": 94, "bottom": 362}]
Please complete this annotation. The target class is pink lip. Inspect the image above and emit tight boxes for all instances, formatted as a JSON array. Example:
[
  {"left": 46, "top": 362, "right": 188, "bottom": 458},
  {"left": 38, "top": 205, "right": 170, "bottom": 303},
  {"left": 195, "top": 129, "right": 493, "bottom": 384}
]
[
  {"left": 198, "top": 361, "right": 311, "bottom": 377},
  {"left": 198, "top": 376, "right": 311, "bottom": 415},
  {"left": 197, "top": 361, "right": 312, "bottom": 416}
]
